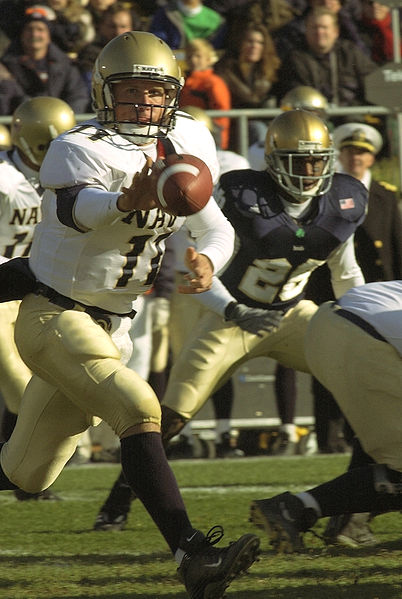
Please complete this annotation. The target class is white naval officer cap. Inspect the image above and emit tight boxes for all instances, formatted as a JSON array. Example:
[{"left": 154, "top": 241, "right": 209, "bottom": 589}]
[{"left": 332, "top": 122, "right": 383, "bottom": 155}]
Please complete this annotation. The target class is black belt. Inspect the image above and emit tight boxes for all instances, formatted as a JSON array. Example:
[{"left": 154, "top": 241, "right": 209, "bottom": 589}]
[
  {"left": 34, "top": 282, "right": 136, "bottom": 323},
  {"left": 334, "top": 305, "right": 387, "bottom": 343}
]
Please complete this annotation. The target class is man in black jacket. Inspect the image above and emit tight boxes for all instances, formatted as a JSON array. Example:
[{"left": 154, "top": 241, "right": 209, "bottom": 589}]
[
  {"left": 0, "top": 7, "right": 89, "bottom": 114},
  {"left": 278, "top": 7, "right": 376, "bottom": 108}
]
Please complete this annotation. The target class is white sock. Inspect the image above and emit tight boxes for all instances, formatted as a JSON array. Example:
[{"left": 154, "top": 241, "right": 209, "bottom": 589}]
[
  {"left": 280, "top": 423, "right": 298, "bottom": 442},
  {"left": 296, "top": 491, "right": 322, "bottom": 518}
]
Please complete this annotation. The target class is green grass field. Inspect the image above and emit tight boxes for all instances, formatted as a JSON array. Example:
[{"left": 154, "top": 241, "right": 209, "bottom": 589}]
[{"left": 1, "top": 455, "right": 402, "bottom": 599}]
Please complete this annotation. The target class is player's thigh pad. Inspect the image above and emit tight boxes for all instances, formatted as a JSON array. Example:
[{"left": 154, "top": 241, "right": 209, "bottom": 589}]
[
  {"left": 1, "top": 375, "right": 90, "bottom": 492},
  {"left": 15, "top": 294, "right": 161, "bottom": 436},
  {"left": 256, "top": 299, "right": 318, "bottom": 373},
  {"left": 306, "top": 302, "right": 402, "bottom": 471},
  {"left": 163, "top": 310, "right": 248, "bottom": 419},
  {"left": 0, "top": 300, "right": 31, "bottom": 412}
]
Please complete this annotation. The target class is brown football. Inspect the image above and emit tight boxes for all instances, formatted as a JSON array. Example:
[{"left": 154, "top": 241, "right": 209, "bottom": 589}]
[{"left": 155, "top": 153, "right": 213, "bottom": 216}]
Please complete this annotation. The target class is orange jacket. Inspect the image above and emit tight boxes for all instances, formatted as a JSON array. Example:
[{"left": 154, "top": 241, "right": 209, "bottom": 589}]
[{"left": 180, "top": 68, "right": 231, "bottom": 149}]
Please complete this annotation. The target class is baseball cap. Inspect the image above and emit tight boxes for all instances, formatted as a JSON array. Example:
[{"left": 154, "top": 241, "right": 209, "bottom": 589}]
[
  {"left": 332, "top": 122, "right": 383, "bottom": 155},
  {"left": 22, "top": 5, "right": 56, "bottom": 28}
]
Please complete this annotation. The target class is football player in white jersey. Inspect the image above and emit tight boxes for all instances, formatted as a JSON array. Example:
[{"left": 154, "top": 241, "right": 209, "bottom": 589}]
[
  {"left": 0, "top": 96, "right": 76, "bottom": 500},
  {"left": 250, "top": 280, "right": 402, "bottom": 554},
  {"left": 0, "top": 32, "right": 259, "bottom": 599}
]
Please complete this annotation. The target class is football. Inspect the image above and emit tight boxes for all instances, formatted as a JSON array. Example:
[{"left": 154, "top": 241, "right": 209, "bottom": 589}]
[{"left": 155, "top": 153, "right": 213, "bottom": 216}]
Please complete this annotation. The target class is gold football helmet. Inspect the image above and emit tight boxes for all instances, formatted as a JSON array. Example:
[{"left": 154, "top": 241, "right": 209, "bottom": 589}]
[
  {"left": 11, "top": 97, "right": 76, "bottom": 166},
  {"left": 0, "top": 124, "right": 11, "bottom": 151},
  {"left": 265, "top": 110, "right": 335, "bottom": 202},
  {"left": 92, "top": 31, "right": 184, "bottom": 139},
  {"left": 280, "top": 86, "right": 328, "bottom": 118},
  {"left": 180, "top": 106, "right": 214, "bottom": 132}
]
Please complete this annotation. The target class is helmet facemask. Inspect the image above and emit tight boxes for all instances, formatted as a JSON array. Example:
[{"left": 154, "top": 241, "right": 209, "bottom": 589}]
[
  {"left": 92, "top": 32, "right": 184, "bottom": 143},
  {"left": 97, "top": 75, "right": 182, "bottom": 140},
  {"left": 266, "top": 145, "right": 335, "bottom": 203},
  {"left": 264, "top": 109, "right": 335, "bottom": 203}
]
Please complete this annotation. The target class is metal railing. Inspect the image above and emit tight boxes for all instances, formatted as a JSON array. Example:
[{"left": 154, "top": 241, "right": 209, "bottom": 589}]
[{"left": 2, "top": 104, "right": 399, "bottom": 185}]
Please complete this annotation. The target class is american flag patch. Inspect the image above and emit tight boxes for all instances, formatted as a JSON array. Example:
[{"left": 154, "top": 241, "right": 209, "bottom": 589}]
[{"left": 339, "top": 197, "right": 355, "bottom": 210}]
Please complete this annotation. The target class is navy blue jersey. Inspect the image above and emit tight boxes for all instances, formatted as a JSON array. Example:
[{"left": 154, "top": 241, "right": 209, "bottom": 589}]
[{"left": 217, "top": 170, "right": 368, "bottom": 310}]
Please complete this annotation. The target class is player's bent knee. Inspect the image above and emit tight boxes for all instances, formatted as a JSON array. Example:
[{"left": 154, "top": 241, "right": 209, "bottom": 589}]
[
  {"left": 98, "top": 366, "right": 162, "bottom": 438},
  {"left": 161, "top": 405, "right": 187, "bottom": 444}
]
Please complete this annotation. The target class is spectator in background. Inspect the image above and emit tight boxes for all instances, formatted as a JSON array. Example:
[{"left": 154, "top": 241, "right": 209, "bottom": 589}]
[
  {"left": 215, "top": 22, "right": 281, "bottom": 147},
  {"left": 278, "top": 7, "right": 377, "bottom": 109},
  {"left": 87, "top": 0, "right": 119, "bottom": 28},
  {"left": 46, "top": 0, "right": 96, "bottom": 56},
  {"left": 0, "top": 7, "right": 89, "bottom": 114},
  {"left": 149, "top": 0, "right": 226, "bottom": 50},
  {"left": 273, "top": 0, "right": 367, "bottom": 60},
  {"left": 359, "top": 0, "right": 402, "bottom": 64},
  {"left": 179, "top": 38, "right": 231, "bottom": 149},
  {"left": 78, "top": 2, "right": 139, "bottom": 95}
]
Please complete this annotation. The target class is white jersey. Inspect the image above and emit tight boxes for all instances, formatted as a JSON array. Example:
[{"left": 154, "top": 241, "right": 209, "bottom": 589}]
[
  {"left": 338, "top": 280, "right": 402, "bottom": 356},
  {"left": 33, "top": 115, "right": 233, "bottom": 314},
  {"left": 0, "top": 149, "right": 42, "bottom": 259}
]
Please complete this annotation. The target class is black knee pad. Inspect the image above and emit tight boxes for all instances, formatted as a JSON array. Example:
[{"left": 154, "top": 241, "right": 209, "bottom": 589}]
[{"left": 161, "top": 406, "right": 187, "bottom": 445}]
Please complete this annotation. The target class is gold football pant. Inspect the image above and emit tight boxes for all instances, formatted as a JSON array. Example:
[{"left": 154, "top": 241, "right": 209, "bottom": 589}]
[
  {"left": 305, "top": 301, "right": 402, "bottom": 472},
  {"left": 0, "top": 301, "right": 31, "bottom": 413},
  {"left": 1, "top": 293, "right": 161, "bottom": 493},
  {"left": 163, "top": 299, "right": 317, "bottom": 420}
]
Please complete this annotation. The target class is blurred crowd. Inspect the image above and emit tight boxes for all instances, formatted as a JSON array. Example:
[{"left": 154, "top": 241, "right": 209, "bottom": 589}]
[{"left": 0, "top": 0, "right": 401, "bottom": 150}]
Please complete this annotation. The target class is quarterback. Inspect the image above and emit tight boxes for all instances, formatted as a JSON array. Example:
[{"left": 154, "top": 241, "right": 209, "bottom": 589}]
[
  {"left": 0, "top": 32, "right": 260, "bottom": 598},
  {"left": 159, "top": 109, "right": 368, "bottom": 438}
]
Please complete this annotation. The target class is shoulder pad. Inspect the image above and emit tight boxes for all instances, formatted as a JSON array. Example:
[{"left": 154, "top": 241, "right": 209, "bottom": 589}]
[
  {"left": 378, "top": 180, "right": 397, "bottom": 192},
  {"left": 219, "top": 169, "right": 279, "bottom": 217},
  {"left": 325, "top": 173, "right": 368, "bottom": 222}
]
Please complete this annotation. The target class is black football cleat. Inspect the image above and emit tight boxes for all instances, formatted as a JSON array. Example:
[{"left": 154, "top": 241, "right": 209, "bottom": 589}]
[
  {"left": 177, "top": 525, "right": 260, "bottom": 599},
  {"left": 93, "top": 510, "right": 128, "bottom": 531},
  {"left": 250, "top": 492, "right": 317, "bottom": 553},
  {"left": 14, "top": 488, "right": 61, "bottom": 501}
]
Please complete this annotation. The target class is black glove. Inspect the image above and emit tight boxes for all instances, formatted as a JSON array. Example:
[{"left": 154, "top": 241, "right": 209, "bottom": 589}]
[{"left": 224, "top": 301, "right": 284, "bottom": 336}]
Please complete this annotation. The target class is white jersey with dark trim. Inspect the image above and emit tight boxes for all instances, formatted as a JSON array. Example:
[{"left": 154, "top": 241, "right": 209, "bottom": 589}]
[
  {"left": 32, "top": 116, "right": 230, "bottom": 314},
  {"left": 338, "top": 280, "right": 402, "bottom": 356},
  {"left": 0, "top": 150, "right": 42, "bottom": 260}
]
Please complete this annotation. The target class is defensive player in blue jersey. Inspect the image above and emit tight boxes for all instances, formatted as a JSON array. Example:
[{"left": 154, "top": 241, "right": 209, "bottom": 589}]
[
  {"left": 159, "top": 108, "right": 368, "bottom": 442},
  {"left": 250, "top": 280, "right": 402, "bottom": 553}
]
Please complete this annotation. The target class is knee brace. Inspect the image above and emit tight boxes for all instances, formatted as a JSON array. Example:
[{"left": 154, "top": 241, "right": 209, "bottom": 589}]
[
  {"left": 161, "top": 406, "right": 187, "bottom": 445},
  {"left": 374, "top": 464, "right": 402, "bottom": 495}
]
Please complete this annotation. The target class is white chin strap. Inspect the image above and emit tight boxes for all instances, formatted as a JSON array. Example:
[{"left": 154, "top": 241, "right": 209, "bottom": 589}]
[{"left": 116, "top": 122, "right": 160, "bottom": 139}]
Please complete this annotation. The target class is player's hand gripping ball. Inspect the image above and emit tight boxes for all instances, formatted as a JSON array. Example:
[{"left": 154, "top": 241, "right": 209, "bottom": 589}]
[{"left": 154, "top": 154, "right": 213, "bottom": 216}]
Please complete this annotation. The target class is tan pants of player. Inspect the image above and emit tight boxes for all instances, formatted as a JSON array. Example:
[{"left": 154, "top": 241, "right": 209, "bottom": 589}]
[
  {"left": 163, "top": 299, "right": 317, "bottom": 420},
  {"left": 1, "top": 293, "right": 161, "bottom": 493},
  {"left": 0, "top": 301, "right": 31, "bottom": 414},
  {"left": 305, "top": 301, "right": 402, "bottom": 472}
]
